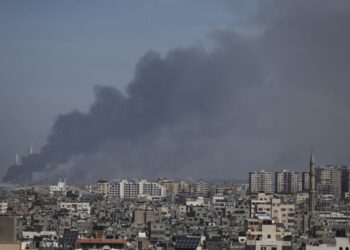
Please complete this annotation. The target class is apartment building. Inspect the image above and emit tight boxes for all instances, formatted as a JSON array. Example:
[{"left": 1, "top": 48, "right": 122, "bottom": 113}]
[
  {"left": 249, "top": 170, "right": 273, "bottom": 194},
  {"left": 275, "top": 170, "right": 299, "bottom": 194}
]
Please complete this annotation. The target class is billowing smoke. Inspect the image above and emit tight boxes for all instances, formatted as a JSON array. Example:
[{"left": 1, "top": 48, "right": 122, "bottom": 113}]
[{"left": 4, "top": 1, "right": 350, "bottom": 183}]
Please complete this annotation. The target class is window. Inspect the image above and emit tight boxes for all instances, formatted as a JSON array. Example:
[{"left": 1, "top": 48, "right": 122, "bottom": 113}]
[{"left": 267, "top": 234, "right": 271, "bottom": 239}]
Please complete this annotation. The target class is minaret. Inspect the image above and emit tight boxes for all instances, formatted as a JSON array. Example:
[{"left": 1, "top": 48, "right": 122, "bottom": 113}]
[{"left": 309, "top": 151, "right": 316, "bottom": 215}]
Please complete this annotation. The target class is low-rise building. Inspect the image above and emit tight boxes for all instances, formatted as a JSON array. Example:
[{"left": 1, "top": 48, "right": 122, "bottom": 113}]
[
  {"left": 49, "top": 179, "right": 67, "bottom": 195},
  {"left": 246, "top": 220, "right": 292, "bottom": 250},
  {"left": 58, "top": 202, "right": 91, "bottom": 218}
]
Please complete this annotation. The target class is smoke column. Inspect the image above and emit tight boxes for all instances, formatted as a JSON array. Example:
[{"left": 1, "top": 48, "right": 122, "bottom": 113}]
[{"left": 4, "top": 1, "right": 350, "bottom": 182}]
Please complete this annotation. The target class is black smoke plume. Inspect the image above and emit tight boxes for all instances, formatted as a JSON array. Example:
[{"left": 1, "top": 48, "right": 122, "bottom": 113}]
[{"left": 4, "top": 1, "right": 350, "bottom": 182}]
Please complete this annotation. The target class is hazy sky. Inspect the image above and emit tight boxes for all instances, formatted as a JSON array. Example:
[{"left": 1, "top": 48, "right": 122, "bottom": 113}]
[
  {"left": 0, "top": 0, "right": 243, "bottom": 177},
  {"left": 2, "top": 1, "right": 350, "bottom": 182}
]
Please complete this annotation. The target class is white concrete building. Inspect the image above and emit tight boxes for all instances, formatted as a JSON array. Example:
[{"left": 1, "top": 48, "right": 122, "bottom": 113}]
[
  {"left": 49, "top": 179, "right": 67, "bottom": 195},
  {"left": 109, "top": 179, "right": 166, "bottom": 199},
  {"left": 139, "top": 180, "right": 166, "bottom": 198},
  {"left": 0, "top": 202, "right": 7, "bottom": 214}
]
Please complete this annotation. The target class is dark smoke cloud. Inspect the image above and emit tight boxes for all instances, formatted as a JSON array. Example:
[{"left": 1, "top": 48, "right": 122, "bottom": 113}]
[{"left": 4, "top": 1, "right": 350, "bottom": 183}]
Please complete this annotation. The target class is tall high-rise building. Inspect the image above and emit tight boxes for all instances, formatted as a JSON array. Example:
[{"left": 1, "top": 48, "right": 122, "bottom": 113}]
[
  {"left": 275, "top": 169, "right": 299, "bottom": 194},
  {"left": 341, "top": 166, "right": 350, "bottom": 197},
  {"left": 249, "top": 170, "right": 273, "bottom": 194},
  {"left": 315, "top": 165, "right": 342, "bottom": 199},
  {"left": 119, "top": 180, "right": 140, "bottom": 198},
  {"left": 193, "top": 180, "right": 209, "bottom": 196},
  {"left": 302, "top": 172, "right": 310, "bottom": 192}
]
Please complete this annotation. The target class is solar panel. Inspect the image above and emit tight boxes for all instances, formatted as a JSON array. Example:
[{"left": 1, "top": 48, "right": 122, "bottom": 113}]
[{"left": 175, "top": 236, "right": 200, "bottom": 249}]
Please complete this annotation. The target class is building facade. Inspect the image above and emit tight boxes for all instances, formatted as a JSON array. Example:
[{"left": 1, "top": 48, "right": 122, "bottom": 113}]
[
  {"left": 0, "top": 202, "right": 7, "bottom": 214},
  {"left": 249, "top": 170, "right": 273, "bottom": 194},
  {"left": 97, "top": 179, "right": 110, "bottom": 197},
  {"left": 302, "top": 172, "right": 310, "bottom": 192},
  {"left": 315, "top": 165, "right": 342, "bottom": 199},
  {"left": 49, "top": 179, "right": 67, "bottom": 195},
  {"left": 108, "top": 179, "right": 166, "bottom": 198},
  {"left": 193, "top": 181, "right": 209, "bottom": 197},
  {"left": 275, "top": 170, "right": 299, "bottom": 194}
]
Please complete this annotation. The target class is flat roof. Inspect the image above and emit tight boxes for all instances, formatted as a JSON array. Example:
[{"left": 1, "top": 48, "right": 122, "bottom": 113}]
[{"left": 76, "top": 239, "right": 125, "bottom": 245}]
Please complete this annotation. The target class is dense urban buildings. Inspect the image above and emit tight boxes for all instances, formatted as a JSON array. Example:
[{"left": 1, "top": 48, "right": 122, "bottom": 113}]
[
  {"left": 1, "top": 152, "right": 350, "bottom": 249},
  {"left": 108, "top": 179, "right": 166, "bottom": 199}
]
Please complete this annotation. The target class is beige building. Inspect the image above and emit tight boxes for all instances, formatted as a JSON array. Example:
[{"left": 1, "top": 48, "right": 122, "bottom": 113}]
[
  {"left": 250, "top": 193, "right": 295, "bottom": 232},
  {"left": 0, "top": 216, "right": 21, "bottom": 250},
  {"left": 249, "top": 170, "right": 273, "bottom": 194},
  {"left": 316, "top": 165, "right": 342, "bottom": 199},
  {"left": 193, "top": 180, "right": 209, "bottom": 196},
  {"left": 97, "top": 179, "right": 110, "bottom": 197},
  {"left": 246, "top": 221, "right": 292, "bottom": 250},
  {"left": 270, "top": 198, "right": 295, "bottom": 231},
  {"left": 275, "top": 170, "right": 299, "bottom": 194},
  {"left": 133, "top": 209, "right": 162, "bottom": 225},
  {"left": 163, "top": 181, "right": 181, "bottom": 196}
]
